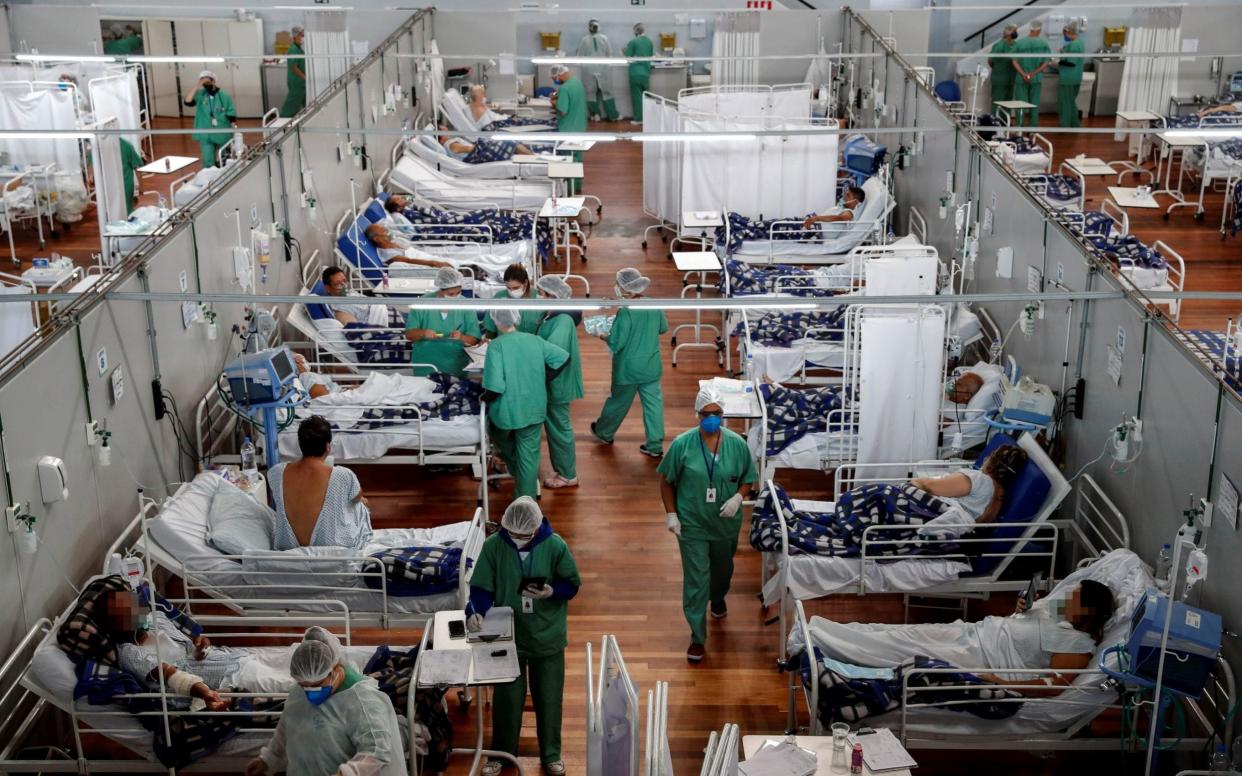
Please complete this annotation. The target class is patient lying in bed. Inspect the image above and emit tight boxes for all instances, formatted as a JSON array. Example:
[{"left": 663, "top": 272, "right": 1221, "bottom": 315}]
[
  {"left": 798, "top": 579, "right": 1115, "bottom": 695},
  {"left": 270, "top": 416, "right": 373, "bottom": 552}
]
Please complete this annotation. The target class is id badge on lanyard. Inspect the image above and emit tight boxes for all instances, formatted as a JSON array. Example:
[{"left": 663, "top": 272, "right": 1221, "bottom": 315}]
[{"left": 699, "top": 436, "right": 719, "bottom": 504}]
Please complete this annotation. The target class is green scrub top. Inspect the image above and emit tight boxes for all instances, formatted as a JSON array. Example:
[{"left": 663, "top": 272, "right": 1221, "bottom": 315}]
[
  {"left": 624, "top": 36, "right": 655, "bottom": 80},
  {"left": 608, "top": 307, "right": 667, "bottom": 385},
  {"left": 657, "top": 427, "right": 757, "bottom": 541},
  {"left": 472, "top": 530, "right": 581, "bottom": 657},
  {"left": 483, "top": 288, "right": 542, "bottom": 336},
  {"left": 287, "top": 42, "right": 306, "bottom": 90},
  {"left": 104, "top": 35, "right": 143, "bottom": 56},
  {"left": 1058, "top": 38, "right": 1086, "bottom": 86},
  {"left": 538, "top": 313, "right": 584, "bottom": 403},
  {"left": 1014, "top": 35, "right": 1052, "bottom": 83},
  {"left": 554, "top": 77, "right": 588, "bottom": 133},
  {"left": 119, "top": 138, "right": 144, "bottom": 214},
  {"left": 482, "top": 331, "right": 569, "bottom": 429},
  {"left": 189, "top": 87, "right": 236, "bottom": 142},
  {"left": 988, "top": 39, "right": 1016, "bottom": 87},
  {"left": 405, "top": 294, "right": 482, "bottom": 377}
]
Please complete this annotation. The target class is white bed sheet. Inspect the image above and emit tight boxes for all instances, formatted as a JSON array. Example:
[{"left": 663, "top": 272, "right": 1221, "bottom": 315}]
[
  {"left": 279, "top": 414, "right": 481, "bottom": 461},
  {"left": 405, "top": 136, "right": 553, "bottom": 180},
  {"left": 1120, "top": 265, "right": 1170, "bottom": 291},
  {"left": 144, "top": 474, "right": 468, "bottom": 614},
  {"left": 388, "top": 156, "right": 550, "bottom": 210},
  {"left": 748, "top": 426, "right": 854, "bottom": 471},
  {"left": 746, "top": 340, "right": 844, "bottom": 383}
]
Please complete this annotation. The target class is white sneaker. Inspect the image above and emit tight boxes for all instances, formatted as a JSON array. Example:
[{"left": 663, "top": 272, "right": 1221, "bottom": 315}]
[
  {"left": 630, "top": 120, "right": 642, "bottom": 126},
  {"left": 544, "top": 762, "right": 567, "bottom": 776},
  {"left": 482, "top": 761, "right": 504, "bottom": 776}
]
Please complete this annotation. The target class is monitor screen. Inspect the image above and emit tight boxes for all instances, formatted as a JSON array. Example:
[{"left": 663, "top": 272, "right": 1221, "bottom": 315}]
[{"left": 272, "top": 348, "right": 295, "bottom": 382}]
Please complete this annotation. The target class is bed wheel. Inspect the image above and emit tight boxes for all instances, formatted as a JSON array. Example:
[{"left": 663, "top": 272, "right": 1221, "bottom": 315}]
[
  {"left": 671, "top": 336, "right": 678, "bottom": 346},
  {"left": 1162, "top": 212, "right": 1171, "bottom": 221},
  {"left": 1194, "top": 211, "right": 1204, "bottom": 221},
  {"left": 666, "top": 252, "right": 673, "bottom": 261},
  {"left": 457, "top": 690, "right": 471, "bottom": 708},
  {"left": 661, "top": 233, "right": 668, "bottom": 243},
  {"left": 596, "top": 205, "right": 603, "bottom": 216},
  {"left": 641, "top": 240, "right": 648, "bottom": 249}
]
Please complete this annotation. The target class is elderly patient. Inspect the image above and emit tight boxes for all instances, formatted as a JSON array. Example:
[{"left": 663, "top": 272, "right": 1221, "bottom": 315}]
[
  {"left": 365, "top": 223, "right": 451, "bottom": 269},
  {"left": 800, "top": 579, "right": 1115, "bottom": 696},
  {"left": 102, "top": 588, "right": 292, "bottom": 710},
  {"left": 269, "top": 416, "right": 373, "bottom": 551}
]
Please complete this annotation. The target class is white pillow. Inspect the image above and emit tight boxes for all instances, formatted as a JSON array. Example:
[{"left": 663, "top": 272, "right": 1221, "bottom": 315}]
[{"left": 206, "top": 480, "right": 275, "bottom": 555}]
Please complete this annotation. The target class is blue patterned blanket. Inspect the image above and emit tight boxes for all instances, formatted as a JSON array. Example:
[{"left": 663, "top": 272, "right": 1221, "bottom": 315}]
[
  {"left": 1030, "top": 173, "right": 1081, "bottom": 203},
  {"left": 720, "top": 259, "right": 844, "bottom": 298},
  {"left": 736, "top": 310, "right": 846, "bottom": 347},
  {"left": 759, "top": 383, "right": 851, "bottom": 456},
  {"left": 1184, "top": 330, "right": 1241, "bottom": 391},
  {"left": 793, "top": 649, "right": 1022, "bottom": 724},
  {"left": 716, "top": 212, "right": 822, "bottom": 254},
  {"left": 355, "top": 374, "right": 483, "bottom": 429},
  {"left": 344, "top": 307, "right": 410, "bottom": 364},
  {"left": 366, "top": 545, "right": 465, "bottom": 596},
  {"left": 750, "top": 482, "right": 957, "bottom": 557},
  {"left": 461, "top": 137, "right": 554, "bottom": 164},
  {"left": 400, "top": 204, "right": 552, "bottom": 258},
  {"left": 1232, "top": 179, "right": 1242, "bottom": 237}
]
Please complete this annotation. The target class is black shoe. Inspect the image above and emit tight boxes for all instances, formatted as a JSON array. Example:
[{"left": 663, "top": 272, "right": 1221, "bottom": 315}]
[
  {"left": 639, "top": 444, "right": 663, "bottom": 458},
  {"left": 710, "top": 600, "right": 728, "bottom": 619},
  {"left": 590, "top": 422, "right": 613, "bottom": 445}
]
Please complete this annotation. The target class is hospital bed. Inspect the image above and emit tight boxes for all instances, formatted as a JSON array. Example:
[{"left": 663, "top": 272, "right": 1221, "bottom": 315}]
[
  {"left": 938, "top": 355, "right": 1018, "bottom": 457},
  {"left": 747, "top": 303, "right": 948, "bottom": 478},
  {"left": 359, "top": 194, "right": 541, "bottom": 267},
  {"left": 1158, "top": 114, "right": 1242, "bottom": 221},
  {"left": 759, "top": 434, "right": 1075, "bottom": 623},
  {"left": 0, "top": 583, "right": 427, "bottom": 773},
  {"left": 382, "top": 138, "right": 555, "bottom": 211},
  {"left": 406, "top": 124, "right": 558, "bottom": 180},
  {"left": 439, "top": 87, "right": 555, "bottom": 133},
  {"left": 168, "top": 159, "right": 235, "bottom": 208},
  {"left": 988, "top": 134, "right": 1052, "bottom": 175},
  {"left": 1062, "top": 202, "right": 1186, "bottom": 320},
  {"left": 0, "top": 168, "right": 46, "bottom": 263},
  {"left": 720, "top": 237, "right": 937, "bottom": 299},
  {"left": 0, "top": 271, "right": 39, "bottom": 360},
  {"left": 720, "top": 173, "right": 895, "bottom": 265},
  {"left": 111, "top": 477, "right": 486, "bottom": 630},
  {"left": 1022, "top": 163, "right": 1085, "bottom": 212},
  {"left": 1176, "top": 319, "right": 1241, "bottom": 393},
  {"left": 785, "top": 549, "right": 1235, "bottom": 755}
]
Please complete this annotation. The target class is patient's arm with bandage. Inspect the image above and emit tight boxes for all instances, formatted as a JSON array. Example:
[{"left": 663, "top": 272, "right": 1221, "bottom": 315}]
[{"left": 976, "top": 651, "right": 1091, "bottom": 697}]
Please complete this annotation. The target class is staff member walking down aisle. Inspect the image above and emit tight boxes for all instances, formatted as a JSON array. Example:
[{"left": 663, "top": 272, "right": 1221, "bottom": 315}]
[
  {"left": 483, "top": 308, "right": 569, "bottom": 499},
  {"left": 658, "top": 386, "right": 757, "bottom": 663},
  {"left": 624, "top": 23, "right": 655, "bottom": 124},
  {"left": 591, "top": 268, "right": 667, "bottom": 458},
  {"left": 536, "top": 275, "right": 584, "bottom": 489},
  {"left": 184, "top": 70, "right": 236, "bottom": 167},
  {"left": 469, "top": 497, "right": 581, "bottom": 776}
]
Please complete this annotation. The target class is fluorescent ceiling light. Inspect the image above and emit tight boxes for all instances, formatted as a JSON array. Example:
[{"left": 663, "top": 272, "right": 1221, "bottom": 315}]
[
  {"left": 1164, "top": 128, "right": 1242, "bottom": 139},
  {"left": 17, "top": 54, "right": 115, "bottom": 63},
  {"left": 273, "top": 4, "right": 355, "bottom": 8},
  {"left": 531, "top": 57, "right": 628, "bottom": 66},
  {"left": 0, "top": 132, "right": 92, "bottom": 140},
  {"left": 505, "top": 132, "right": 615, "bottom": 143},
  {"left": 421, "top": 302, "right": 606, "bottom": 311},
  {"left": 128, "top": 55, "right": 226, "bottom": 64},
  {"left": 635, "top": 133, "right": 758, "bottom": 143},
  {"left": 630, "top": 301, "right": 818, "bottom": 312}
]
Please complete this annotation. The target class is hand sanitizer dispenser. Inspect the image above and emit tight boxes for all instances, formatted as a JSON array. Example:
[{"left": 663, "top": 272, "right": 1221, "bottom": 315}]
[{"left": 38, "top": 456, "right": 68, "bottom": 503}]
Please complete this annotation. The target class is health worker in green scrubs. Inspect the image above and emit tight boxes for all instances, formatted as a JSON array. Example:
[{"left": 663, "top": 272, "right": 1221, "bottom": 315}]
[
  {"left": 550, "top": 65, "right": 586, "bottom": 194},
  {"left": 281, "top": 25, "right": 307, "bottom": 118},
  {"left": 1056, "top": 22, "right": 1085, "bottom": 128},
  {"left": 988, "top": 24, "right": 1019, "bottom": 112},
  {"left": 534, "top": 275, "right": 583, "bottom": 490},
  {"left": 404, "top": 267, "right": 481, "bottom": 377},
  {"left": 623, "top": 23, "right": 654, "bottom": 124},
  {"left": 184, "top": 70, "right": 236, "bottom": 167},
  {"left": 1011, "top": 22, "right": 1052, "bottom": 128},
  {"left": 483, "top": 264, "right": 542, "bottom": 336},
  {"left": 482, "top": 308, "right": 569, "bottom": 499},
  {"left": 591, "top": 268, "right": 667, "bottom": 458},
  {"left": 467, "top": 497, "right": 580, "bottom": 776},
  {"left": 657, "top": 385, "right": 756, "bottom": 663}
]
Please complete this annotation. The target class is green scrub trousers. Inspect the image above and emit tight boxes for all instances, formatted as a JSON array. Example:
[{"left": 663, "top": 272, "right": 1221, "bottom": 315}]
[
  {"left": 199, "top": 139, "right": 227, "bottom": 168},
  {"left": 1011, "top": 80, "right": 1041, "bottom": 127},
  {"left": 678, "top": 535, "right": 739, "bottom": 645},
  {"left": 595, "top": 381, "right": 664, "bottom": 452},
  {"left": 624, "top": 36, "right": 654, "bottom": 121},
  {"left": 987, "top": 39, "right": 1015, "bottom": 114},
  {"left": 545, "top": 403, "right": 576, "bottom": 480},
  {"left": 281, "top": 42, "right": 307, "bottom": 118},
  {"left": 492, "top": 423, "right": 542, "bottom": 500},
  {"left": 1057, "top": 84, "right": 1081, "bottom": 128},
  {"left": 491, "top": 651, "right": 566, "bottom": 764}
]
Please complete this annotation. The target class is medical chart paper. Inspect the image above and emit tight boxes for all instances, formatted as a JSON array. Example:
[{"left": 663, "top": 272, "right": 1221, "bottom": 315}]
[
  {"left": 419, "top": 649, "right": 471, "bottom": 686},
  {"left": 466, "top": 606, "right": 514, "bottom": 642},
  {"left": 471, "top": 643, "right": 521, "bottom": 682},
  {"left": 848, "top": 729, "right": 917, "bottom": 772},
  {"left": 739, "top": 740, "right": 818, "bottom": 776}
]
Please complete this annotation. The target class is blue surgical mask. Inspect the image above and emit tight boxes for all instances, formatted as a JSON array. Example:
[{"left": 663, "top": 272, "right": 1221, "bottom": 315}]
[
  {"left": 700, "top": 415, "right": 723, "bottom": 433},
  {"left": 944, "top": 378, "right": 958, "bottom": 395},
  {"left": 1063, "top": 35, "right": 1072, "bottom": 43},
  {"left": 304, "top": 684, "right": 334, "bottom": 706}
]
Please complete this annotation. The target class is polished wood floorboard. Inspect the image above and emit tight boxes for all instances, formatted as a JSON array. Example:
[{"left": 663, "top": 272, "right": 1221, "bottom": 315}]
[{"left": 25, "top": 114, "right": 1213, "bottom": 774}]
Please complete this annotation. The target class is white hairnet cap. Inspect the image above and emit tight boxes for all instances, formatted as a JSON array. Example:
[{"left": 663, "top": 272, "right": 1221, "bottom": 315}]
[
  {"left": 290, "top": 637, "right": 340, "bottom": 683},
  {"left": 303, "top": 625, "right": 343, "bottom": 654},
  {"left": 589, "top": 18, "right": 600, "bottom": 26},
  {"left": 111, "top": 23, "right": 125, "bottom": 35},
  {"left": 491, "top": 307, "right": 522, "bottom": 330},
  {"left": 550, "top": 64, "right": 571, "bottom": 77},
  {"left": 695, "top": 385, "right": 724, "bottom": 413},
  {"left": 502, "top": 496, "right": 543, "bottom": 535},
  {"left": 615, "top": 268, "right": 650, "bottom": 295},
  {"left": 434, "top": 266, "right": 465, "bottom": 290},
  {"left": 199, "top": 70, "right": 217, "bottom": 81},
  {"left": 292, "top": 25, "right": 305, "bottom": 35},
  {"left": 536, "top": 275, "right": 572, "bottom": 300}
]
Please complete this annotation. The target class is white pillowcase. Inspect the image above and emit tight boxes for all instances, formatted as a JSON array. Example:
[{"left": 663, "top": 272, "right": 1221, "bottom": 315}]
[{"left": 205, "top": 480, "right": 275, "bottom": 555}]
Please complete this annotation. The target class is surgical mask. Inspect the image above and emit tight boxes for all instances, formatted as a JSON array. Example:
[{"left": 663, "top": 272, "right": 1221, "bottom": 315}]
[
  {"left": 304, "top": 684, "right": 334, "bottom": 706},
  {"left": 508, "top": 532, "right": 534, "bottom": 549},
  {"left": 944, "top": 378, "right": 958, "bottom": 395},
  {"left": 507, "top": 284, "right": 526, "bottom": 297},
  {"left": 1063, "top": 35, "right": 1072, "bottom": 43},
  {"left": 137, "top": 613, "right": 152, "bottom": 632},
  {"left": 204, "top": 84, "right": 218, "bottom": 95},
  {"left": 589, "top": 24, "right": 600, "bottom": 33},
  {"left": 700, "top": 415, "right": 723, "bottom": 433}
]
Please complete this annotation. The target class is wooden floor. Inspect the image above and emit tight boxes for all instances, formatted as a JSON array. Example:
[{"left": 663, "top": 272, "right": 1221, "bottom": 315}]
[{"left": 26, "top": 112, "right": 1223, "bottom": 774}]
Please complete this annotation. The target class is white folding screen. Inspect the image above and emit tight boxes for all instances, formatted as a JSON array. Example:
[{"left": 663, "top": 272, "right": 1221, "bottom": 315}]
[
  {"left": 306, "top": 9, "right": 351, "bottom": 101},
  {"left": 0, "top": 87, "right": 80, "bottom": 171},
  {"left": 91, "top": 121, "right": 128, "bottom": 242},
  {"left": 89, "top": 71, "right": 143, "bottom": 150},
  {"left": 1114, "top": 13, "right": 1181, "bottom": 141},
  {"left": 711, "top": 12, "right": 760, "bottom": 86},
  {"left": 641, "top": 95, "right": 681, "bottom": 224}
]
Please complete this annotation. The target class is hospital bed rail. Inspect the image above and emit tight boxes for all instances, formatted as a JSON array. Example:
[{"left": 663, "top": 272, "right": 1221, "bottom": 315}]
[
  {"left": 585, "top": 636, "right": 641, "bottom": 776},
  {"left": 0, "top": 598, "right": 432, "bottom": 774},
  {"left": 724, "top": 201, "right": 896, "bottom": 268},
  {"left": 1163, "top": 114, "right": 1242, "bottom": 221},
  {"left": 1021, "top": 162, "right": 1085, "bottom": 212}
]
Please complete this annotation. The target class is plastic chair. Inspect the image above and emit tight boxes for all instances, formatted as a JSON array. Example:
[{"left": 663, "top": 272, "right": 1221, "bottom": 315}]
[{"left": 934, "top": 80, "right": 962, "bottom": 103}]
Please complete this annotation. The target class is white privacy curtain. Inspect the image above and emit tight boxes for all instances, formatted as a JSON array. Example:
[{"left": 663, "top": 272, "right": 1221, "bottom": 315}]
[
  {"left": 857, "top": 310, "right": 945, "bottom": 472},
  {"left": 89, "top": 71, "right": 142, "bottom": 149},
  {"left": 0, "top": 284, "right": 36, "bottom": 359},
  {"left": 711, "top": 12, "right": 760, "bottom": 86},
  {"left": 0, "top": 87, "right": 80, "bottom": 171},
  {"left": 305, "top": 9, "right": 350, "bottom": 101},
  {"left": 92, "top": 121, "right": 127, "bottom": 235},
  {"left": 642, "top": 95, "right": 681, "bottom": 223},
  {"left": 1115, "top": 19, "right": 1181, "bottom": 141}
]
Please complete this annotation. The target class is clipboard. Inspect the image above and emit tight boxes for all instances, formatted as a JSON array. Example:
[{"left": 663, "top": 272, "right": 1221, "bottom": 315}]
[{"left": 848, "top": 728, "right": 917, "bottom": 772}]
